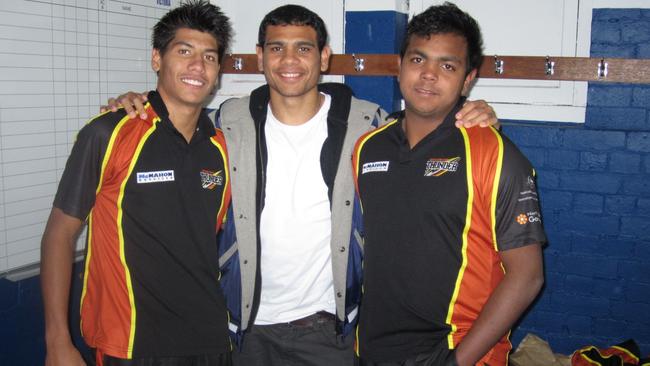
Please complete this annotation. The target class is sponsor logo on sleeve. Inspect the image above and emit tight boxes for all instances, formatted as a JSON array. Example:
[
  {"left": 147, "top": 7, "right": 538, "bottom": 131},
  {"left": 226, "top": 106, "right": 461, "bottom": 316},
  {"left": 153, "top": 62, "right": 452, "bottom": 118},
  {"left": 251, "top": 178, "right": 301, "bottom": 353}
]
[
  {"left": 516, "top": 211, "right": 542, "bottom": 225},
  {"left": 518, "top": 176, "right": 539, "bottom": 202},
  {"left": 136, "top": 170, "right": 174, "bottom": 184},
  {"left": 200, "top": 169, "right": 224, "bottom": 190},
  {"left": 362, "top": 161, "right": 390, "bottom": 174},
  {"left": 424, "top": 157, "right": 460, "bottom": 177}
]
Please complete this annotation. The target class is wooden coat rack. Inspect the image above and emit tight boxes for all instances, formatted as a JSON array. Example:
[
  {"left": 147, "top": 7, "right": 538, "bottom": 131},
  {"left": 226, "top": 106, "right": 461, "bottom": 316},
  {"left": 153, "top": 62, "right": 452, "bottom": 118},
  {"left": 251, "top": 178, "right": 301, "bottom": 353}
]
[{"left": 221, "top": 54, "right": 650, "bottom": 84}]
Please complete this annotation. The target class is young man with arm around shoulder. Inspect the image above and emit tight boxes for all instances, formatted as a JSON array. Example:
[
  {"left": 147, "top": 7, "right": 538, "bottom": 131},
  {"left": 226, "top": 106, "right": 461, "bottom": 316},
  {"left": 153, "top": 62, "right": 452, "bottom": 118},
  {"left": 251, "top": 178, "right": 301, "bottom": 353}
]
[
  {"left": 41, "top": 2, "right": 234, "bottom": 365},
  {"left": 217, "top": 5, "right": 502, "bottom": 365},
  {"left": 352, "top": 3, "right": 545, "bottom": 365}
]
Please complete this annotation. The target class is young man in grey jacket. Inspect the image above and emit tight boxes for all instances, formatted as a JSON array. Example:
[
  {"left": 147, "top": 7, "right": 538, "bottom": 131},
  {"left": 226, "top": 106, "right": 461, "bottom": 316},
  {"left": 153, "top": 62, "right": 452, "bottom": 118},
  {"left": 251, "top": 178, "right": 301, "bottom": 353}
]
[{"left": 105, "top": 5, "right": 497, "bottom": 365}]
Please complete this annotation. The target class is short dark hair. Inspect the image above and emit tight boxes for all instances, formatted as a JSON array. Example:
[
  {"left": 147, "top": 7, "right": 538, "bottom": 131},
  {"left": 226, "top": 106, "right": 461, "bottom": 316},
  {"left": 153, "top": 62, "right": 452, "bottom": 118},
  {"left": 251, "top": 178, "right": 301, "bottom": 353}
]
[
  {"left": 401, "top": 2, "right": 483, "bottom": 74},
  {"left": 257, "top": 5, "right": 328, "bottom": 51},
  {"left": 152, "top": 0, "right": 232, "bottom": 62}
]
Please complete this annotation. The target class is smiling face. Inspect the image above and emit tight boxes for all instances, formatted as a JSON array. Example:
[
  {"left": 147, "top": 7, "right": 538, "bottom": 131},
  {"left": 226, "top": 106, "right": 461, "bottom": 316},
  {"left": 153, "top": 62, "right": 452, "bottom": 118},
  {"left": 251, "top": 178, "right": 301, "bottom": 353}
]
[
  {"left": 256, "top": 24, "right": 330, "bottom": 101},
  {"left": 399, "top": 33, "right": 476, "bottom": 123},
  {"left": 152, "top": 27, "right": 220, "bottom": 112}
]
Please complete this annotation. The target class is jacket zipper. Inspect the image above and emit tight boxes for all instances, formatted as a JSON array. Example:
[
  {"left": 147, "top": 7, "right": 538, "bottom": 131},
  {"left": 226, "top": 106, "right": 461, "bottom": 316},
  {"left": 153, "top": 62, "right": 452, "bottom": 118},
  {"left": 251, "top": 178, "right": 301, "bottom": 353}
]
[{"left": 256, "top": 118, "right": 265, "bottom": 210}]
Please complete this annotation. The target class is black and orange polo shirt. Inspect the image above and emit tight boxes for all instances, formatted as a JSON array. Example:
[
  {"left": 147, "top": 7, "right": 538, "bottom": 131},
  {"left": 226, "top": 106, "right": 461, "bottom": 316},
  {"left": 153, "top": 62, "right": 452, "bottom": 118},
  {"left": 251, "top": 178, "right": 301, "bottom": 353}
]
[
  {"left": 352, "top": 102, "right": 546, "bottom": 364},
  {"left": 54, "top": 91, "right": 231, "bottom": 359}
]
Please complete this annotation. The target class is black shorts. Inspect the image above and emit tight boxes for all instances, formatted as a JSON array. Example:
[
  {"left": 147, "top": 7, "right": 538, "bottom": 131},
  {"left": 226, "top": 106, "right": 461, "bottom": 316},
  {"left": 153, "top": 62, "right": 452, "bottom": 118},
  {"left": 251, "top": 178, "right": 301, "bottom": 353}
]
[
  {"left": 88, "top": 350, "right": 232, "bottom": 366},
  {"left": 356, "top": 348, "right": 458, "bottom": 366}
]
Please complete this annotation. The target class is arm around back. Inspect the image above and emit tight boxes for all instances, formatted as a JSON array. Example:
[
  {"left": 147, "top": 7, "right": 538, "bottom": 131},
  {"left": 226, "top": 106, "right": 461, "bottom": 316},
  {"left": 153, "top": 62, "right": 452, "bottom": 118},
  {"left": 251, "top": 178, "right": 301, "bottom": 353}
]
[{"left": 100, "top": 91, "right": 149, "bottom": 120}]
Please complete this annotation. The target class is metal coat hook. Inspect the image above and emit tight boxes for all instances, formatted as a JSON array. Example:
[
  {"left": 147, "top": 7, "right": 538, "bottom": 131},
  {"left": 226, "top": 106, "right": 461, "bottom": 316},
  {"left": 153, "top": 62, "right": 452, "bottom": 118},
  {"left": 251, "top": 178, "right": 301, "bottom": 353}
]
[
  {"left": 494, "top": 55, "right": 504, "bottom": 75},
  {"left": 232, "top": 56, "right": 243, "bottom": 71},
  {"left": 545, "top": 56, "right": 555, "bottom": 76},
  {"left": 352, "top": 53, "right": 365, "bottom": 72},
  {"left": 598, "top": 58, "right": 608, "bottom": 78}
]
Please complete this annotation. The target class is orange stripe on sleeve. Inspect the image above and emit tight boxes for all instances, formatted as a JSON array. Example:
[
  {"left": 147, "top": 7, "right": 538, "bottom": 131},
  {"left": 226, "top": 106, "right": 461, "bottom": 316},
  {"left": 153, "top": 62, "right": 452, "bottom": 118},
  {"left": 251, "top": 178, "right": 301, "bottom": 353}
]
[
  {"left": 210, "top": 131, "right": 231, "bottom": 232},
  {"left": 81, "top": 104, "right": 159, "bottom": 358},
  {"left": 445, "top": 127, "right": 474, "bottom": 348},
  {"left": 446, "top": 127, "right": 511, "bottom": 365},
  {"left": 115, "top": 115, "right": 160, "bottom": 358}
]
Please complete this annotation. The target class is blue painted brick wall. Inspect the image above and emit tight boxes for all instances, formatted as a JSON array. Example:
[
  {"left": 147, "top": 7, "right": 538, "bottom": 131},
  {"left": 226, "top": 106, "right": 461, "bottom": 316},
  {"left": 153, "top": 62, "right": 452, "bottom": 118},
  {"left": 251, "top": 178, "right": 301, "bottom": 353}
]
[
  {"left": 1, "top": 264, "right": 89, "bottom": 365},
  {"left": 345, "top": 11, "right": 407, "bottom": 113},
  {"left": 503, "top": 9, "right": 650, "bottom": 356},
  {"left": 0, "top": 274, "right": 44, "bottom": 366}
]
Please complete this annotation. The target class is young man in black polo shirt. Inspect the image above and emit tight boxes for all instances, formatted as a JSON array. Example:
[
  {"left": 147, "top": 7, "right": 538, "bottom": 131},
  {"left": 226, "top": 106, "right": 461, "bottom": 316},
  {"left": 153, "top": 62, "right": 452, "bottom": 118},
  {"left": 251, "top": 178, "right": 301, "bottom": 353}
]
[
  {"left": 40, "top": 2, "right": 233, "bottom": 365},
  {"left": 353, "top": 3, "right": 545, "bottom": 365}
]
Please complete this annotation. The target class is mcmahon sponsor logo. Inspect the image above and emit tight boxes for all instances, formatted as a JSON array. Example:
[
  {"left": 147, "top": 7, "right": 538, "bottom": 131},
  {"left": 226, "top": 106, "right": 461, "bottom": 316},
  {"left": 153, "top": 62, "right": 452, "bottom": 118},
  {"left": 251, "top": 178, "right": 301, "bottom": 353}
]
[
  {"left": 136, "top": 170, "right": 175, "bottom": 184},
  {"left": 362, "top": 161, "right": 390, "bottom": 174}
]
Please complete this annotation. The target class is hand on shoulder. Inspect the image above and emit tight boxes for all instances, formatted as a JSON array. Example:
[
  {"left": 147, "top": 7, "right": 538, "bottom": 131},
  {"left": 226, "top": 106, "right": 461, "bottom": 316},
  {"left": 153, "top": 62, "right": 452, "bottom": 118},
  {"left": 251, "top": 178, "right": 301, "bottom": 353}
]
[{"left": 455, "top": 99, "right": 499, "bottom": 129}]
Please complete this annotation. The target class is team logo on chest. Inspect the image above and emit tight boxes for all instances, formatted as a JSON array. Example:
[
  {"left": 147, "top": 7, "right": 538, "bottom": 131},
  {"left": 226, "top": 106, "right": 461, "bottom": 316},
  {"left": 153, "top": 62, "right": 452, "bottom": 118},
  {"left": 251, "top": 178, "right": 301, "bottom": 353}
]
[
  {"left": 362, "top": 161, "right": 390, "bottom": 174},
  {"left": 200, "top": 169, "right": 224, "bottom": 190},
  {"left": 424, "top": 157, "right": 461, "bottom": 177}
]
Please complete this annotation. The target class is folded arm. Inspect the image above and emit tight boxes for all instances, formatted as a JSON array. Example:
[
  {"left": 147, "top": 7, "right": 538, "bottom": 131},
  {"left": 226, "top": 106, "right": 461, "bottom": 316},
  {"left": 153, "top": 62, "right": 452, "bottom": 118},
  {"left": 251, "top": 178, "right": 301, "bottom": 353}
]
[{"left": 453, "top": 243, "right": 544, "bottom": 366}]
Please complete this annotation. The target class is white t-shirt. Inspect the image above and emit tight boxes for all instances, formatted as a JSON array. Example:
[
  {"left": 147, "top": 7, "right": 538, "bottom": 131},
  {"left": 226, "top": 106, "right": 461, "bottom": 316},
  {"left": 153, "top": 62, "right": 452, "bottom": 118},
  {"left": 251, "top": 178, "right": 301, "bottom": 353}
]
[{"left": 256, "top": 93, "right": 335, "bottom": 324}]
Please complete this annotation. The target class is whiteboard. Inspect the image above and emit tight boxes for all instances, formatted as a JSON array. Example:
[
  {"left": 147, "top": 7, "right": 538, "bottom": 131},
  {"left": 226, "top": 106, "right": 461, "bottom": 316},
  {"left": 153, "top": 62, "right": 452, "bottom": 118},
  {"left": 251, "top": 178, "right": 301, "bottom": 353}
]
[{"left": 0, "top": 0, "right": 178, "bottom": 277}]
